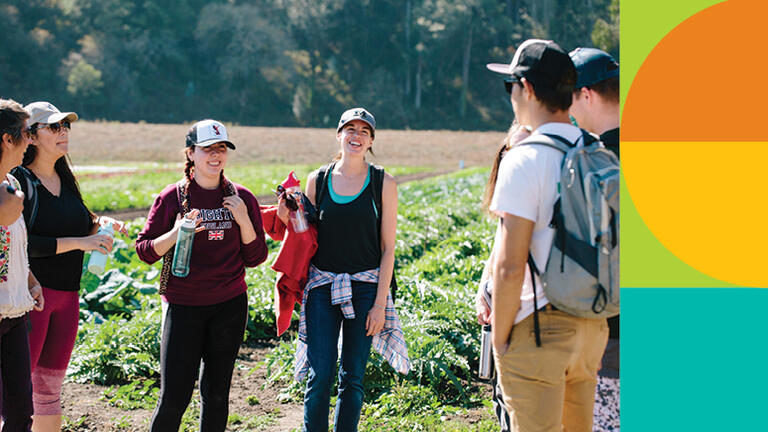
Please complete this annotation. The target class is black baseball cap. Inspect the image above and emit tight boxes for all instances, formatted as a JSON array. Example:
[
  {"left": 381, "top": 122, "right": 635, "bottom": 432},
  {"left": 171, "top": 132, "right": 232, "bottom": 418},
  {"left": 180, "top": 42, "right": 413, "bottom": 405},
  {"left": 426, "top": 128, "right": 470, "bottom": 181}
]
[
  {"left": 569, "top": 47, "right": 619, "bottom": 89},
  {"left": 487, "top": 39, "right": 576, "bottom": 92}
]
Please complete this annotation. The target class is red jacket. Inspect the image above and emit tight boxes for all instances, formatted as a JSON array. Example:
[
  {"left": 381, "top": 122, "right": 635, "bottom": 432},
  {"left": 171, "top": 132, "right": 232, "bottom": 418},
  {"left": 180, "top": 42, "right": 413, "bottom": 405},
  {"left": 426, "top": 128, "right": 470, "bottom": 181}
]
[{"left": 260, "top": 206, "right": 317, "bottom": 336}]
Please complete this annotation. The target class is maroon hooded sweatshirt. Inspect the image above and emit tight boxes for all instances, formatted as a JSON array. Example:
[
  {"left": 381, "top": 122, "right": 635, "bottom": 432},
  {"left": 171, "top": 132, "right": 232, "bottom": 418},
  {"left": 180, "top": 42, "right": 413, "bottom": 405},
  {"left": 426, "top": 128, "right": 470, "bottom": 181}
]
[{"left": 136, "top": 179, "right": 268, "bottom": 306}]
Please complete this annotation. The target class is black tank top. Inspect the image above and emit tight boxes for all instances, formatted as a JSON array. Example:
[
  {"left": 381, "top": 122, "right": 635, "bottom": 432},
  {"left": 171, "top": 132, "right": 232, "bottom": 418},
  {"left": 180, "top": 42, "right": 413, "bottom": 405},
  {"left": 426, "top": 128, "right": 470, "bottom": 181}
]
[{"left": 311, "top": 166, "right": 381, "bottom": 274}]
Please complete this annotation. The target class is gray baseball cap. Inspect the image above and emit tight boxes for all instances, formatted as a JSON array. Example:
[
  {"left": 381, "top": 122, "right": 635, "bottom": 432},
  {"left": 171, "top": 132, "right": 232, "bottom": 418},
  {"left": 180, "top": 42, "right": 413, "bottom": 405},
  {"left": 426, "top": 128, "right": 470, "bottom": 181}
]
[
  {"left": 337, "top": 108, "right": 375, "bottom": 138},
  {"left": 25, "top": 101, "right": 78, "bottom": 126}
]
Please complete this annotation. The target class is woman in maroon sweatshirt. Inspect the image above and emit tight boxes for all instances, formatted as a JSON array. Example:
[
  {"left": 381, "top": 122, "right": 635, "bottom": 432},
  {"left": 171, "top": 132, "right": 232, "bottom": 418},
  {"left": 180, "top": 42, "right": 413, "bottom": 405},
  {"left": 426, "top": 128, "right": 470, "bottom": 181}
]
[{"left": 135, "top": 119, "right": 267, "bottom": 431}]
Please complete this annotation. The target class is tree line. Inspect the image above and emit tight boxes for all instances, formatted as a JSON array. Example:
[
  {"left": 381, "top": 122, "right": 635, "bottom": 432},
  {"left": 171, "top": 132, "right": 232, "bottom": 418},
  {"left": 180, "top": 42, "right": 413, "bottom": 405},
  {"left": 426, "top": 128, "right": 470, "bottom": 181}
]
[{"left": 0, "top": 0, "right": 618, "bottom": 131}]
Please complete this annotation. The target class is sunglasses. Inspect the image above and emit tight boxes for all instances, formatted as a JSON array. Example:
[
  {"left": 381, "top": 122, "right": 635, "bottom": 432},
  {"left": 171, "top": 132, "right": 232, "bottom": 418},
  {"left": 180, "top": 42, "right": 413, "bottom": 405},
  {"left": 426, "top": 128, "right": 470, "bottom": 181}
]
[
  {"left": 504, "top": 77, "right": 521, "bottom": 94},
  {"left": 29, "top": 120, "right": 71, "bottom": 134},
  {"left": 275, "top": 184, "right": 299, "bottom": 211}
]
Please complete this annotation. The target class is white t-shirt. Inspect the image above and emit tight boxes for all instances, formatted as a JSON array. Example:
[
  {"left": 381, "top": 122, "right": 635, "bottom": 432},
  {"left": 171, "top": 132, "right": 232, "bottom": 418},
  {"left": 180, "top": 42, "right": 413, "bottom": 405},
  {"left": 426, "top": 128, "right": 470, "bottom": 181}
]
[{"left": 489, "top": 122, "right": 584, "bottom": 324}]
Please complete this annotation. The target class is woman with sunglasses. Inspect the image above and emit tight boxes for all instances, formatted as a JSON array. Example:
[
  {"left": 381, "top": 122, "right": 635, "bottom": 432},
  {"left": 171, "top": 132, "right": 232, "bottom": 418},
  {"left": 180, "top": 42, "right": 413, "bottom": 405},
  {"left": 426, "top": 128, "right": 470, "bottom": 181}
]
[
  {"left": 136, "top": 119, "right": 267, "bottom": 431},
  {"left": 0, "top": 98, "right": 44, "bottom": 431},
  {"left": 280, "top": 108, "right": 405, "bottom": 432},
  {"left": 11, "top": 101, "right": 126, "bottom": 432}
]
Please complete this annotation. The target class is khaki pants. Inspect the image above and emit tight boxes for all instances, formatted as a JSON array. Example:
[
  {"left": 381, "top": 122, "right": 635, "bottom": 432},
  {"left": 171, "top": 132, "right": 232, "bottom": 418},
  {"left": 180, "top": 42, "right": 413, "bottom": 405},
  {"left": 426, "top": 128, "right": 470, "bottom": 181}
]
[{"left": 493, "top": 309, "right": 609, "bottom": 432}]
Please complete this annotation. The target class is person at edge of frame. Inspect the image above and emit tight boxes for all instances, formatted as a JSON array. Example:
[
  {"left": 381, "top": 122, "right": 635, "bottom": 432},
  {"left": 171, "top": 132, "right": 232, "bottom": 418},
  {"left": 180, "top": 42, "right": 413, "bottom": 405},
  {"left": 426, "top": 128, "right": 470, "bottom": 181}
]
[
  {"left": 569, "top": 46, "right": 621, "bottom": 432},
  {"left": 484, "top": 39, "right": 609, "bottom": 432},
  {"left": 11, "top": 101, "right": 127, "bottom": 432},
  {"left": 0, "top": 98, "right": 45, "bottom": 432},
  {"left": 282, "top": 108, "right": 409, "bottom": 432},
  {"left": 474, "top": 121, "right": 532, "bottom": 432},
  {"left": 135, "top": 119, "right": 268, "bottom": 431}
]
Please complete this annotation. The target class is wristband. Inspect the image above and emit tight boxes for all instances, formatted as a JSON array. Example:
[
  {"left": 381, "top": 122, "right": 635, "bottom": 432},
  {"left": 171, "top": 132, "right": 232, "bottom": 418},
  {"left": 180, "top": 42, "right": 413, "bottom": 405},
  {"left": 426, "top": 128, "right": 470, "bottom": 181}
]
[{"left": 373, "top": 303, "right": 386, "bottom": 310}]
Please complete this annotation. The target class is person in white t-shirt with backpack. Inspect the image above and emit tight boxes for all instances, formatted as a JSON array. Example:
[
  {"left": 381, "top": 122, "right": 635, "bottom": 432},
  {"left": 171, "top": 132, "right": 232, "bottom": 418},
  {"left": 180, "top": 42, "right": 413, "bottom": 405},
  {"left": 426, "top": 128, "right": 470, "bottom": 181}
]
[{"left": 485, "top": 39, "right": 609, "bottom": 432}]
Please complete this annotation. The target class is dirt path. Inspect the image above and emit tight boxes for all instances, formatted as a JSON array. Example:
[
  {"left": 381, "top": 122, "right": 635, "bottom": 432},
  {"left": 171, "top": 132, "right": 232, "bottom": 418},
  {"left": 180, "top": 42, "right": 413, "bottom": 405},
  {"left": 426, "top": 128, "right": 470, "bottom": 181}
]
[
  {"left": 100, "top": 169, "right": 456, "bottom": 221},
  {"left": 61, "top": 346, "right": 304, "bottom": 431}
]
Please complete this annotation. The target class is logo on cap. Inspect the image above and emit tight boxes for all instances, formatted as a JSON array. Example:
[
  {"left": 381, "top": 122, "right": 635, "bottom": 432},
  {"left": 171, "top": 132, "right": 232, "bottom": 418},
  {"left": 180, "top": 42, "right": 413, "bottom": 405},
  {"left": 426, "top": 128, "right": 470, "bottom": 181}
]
[{"left": 212, "top": 124, "right": 221, "bottom": 136}]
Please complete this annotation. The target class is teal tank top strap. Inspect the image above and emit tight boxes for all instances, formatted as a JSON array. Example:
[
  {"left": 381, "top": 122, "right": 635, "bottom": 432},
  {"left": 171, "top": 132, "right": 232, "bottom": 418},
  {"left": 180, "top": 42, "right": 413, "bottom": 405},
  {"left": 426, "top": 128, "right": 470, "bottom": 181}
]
[{"left": 328, "top": 165, "right": 371, "bottom": 204}]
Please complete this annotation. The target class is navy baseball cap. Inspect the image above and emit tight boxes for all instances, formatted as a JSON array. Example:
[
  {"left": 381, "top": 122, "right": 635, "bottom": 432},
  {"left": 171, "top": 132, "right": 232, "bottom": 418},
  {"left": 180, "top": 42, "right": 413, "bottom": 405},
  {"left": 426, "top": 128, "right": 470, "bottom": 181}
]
[
  {"left": 487, "top": 39, "right": 576, "bottom": 92},
  {"left": 569, "top": 47, "right": 619, "bottom": 89}
]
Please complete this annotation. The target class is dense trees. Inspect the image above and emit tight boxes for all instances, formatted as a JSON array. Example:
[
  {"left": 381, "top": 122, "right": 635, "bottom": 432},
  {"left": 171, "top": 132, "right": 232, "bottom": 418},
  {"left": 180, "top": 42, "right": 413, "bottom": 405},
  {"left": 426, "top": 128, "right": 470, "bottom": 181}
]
[{"left": 0, "top": 0, "right": 617, "bottom": 130}]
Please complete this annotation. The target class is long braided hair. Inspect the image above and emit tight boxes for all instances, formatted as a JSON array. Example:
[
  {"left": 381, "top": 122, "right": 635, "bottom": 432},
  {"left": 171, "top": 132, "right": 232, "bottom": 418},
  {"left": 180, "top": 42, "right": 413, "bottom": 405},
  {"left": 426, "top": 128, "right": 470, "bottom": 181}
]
[{"left": 157, "top": 146, "right": 237, "bottom": 294}]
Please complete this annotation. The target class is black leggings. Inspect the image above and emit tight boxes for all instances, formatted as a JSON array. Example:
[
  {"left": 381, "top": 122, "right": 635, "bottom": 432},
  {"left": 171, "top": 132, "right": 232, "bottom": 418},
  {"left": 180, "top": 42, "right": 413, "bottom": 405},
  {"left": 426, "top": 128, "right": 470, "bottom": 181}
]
[
  {"left": 150, "top": 293, "right": 247, "bottom": 432},
  {"left": 0, "top": 315, "right": 33, "bottom": 431}
]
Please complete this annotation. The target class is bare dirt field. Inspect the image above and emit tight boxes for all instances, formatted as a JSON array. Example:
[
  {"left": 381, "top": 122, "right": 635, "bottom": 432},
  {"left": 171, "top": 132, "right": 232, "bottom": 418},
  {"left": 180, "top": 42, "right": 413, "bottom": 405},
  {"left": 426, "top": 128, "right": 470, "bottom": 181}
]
[
  {"left": 61, "top": 346, "right": 302, "bottom": 431},
  {"left": 56, "top": 122, "right": 501, "bottom": 431},
  {"left": 69, "top": 122, "right": 506, "bottom": 169}
]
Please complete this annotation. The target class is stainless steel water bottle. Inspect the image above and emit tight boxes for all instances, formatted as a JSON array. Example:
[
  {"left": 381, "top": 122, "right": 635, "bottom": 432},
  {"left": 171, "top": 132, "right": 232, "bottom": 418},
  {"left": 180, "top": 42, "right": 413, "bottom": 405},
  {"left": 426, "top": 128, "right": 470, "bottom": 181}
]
[
  {"left": 171, "top": 217, "right": 196, "bottom": 277},
  {"left": 479, "top": 324, "right": 493, "bottom": 380}
]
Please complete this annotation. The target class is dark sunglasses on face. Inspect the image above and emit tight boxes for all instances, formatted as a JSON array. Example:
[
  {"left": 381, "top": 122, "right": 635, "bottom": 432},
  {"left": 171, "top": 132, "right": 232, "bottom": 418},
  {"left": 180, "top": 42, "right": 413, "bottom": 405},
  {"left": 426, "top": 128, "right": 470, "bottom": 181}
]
[
  {"left": 504, "top": 77, "right": 521, "bottom": 94},
  {"left": 29, "top": 120, "right": 71, "bottom": 134}
]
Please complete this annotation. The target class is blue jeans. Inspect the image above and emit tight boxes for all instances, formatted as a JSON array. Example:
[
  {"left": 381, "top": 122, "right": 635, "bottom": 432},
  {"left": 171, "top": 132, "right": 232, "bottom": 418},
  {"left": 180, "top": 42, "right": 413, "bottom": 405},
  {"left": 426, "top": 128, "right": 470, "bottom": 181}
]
[{"left": 303, "top": 282, "right": 376, "bottom": 432}]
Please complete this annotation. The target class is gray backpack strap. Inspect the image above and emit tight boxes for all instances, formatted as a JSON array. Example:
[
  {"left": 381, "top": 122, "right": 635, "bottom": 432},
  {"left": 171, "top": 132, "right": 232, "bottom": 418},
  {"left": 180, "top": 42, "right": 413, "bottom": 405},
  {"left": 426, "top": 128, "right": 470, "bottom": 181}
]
[{"left": 518, "top": 134, "right": 571, "bottom": 154}]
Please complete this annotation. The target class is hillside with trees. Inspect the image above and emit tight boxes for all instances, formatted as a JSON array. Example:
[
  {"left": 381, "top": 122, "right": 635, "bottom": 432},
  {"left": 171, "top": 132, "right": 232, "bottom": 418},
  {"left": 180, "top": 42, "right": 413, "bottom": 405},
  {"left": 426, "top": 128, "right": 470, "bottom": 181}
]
[{"left": 0, "top": 0, "right": 618, "bottom": 130}]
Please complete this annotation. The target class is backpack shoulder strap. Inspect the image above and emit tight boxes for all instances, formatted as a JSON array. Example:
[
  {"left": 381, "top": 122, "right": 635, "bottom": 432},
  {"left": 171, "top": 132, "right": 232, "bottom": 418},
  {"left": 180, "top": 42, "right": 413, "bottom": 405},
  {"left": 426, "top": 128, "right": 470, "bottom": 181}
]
[
  {"left": 314, "top": 162, "right": 335, "bottom": 209},
  {"left": 369, "top": 164, "right": 398, "bottom": 297},
  {"left": 175, "top": 178, "right": 189, "bottom": 214},
  {"left": 371, "top": 164, "right": 385, "bottom": 222},
  {"left": 10, "top": 166, "right": 41, "bottom": 229},
  {"left": 518, "top": 133, "right": 571, "bottom": 154}
]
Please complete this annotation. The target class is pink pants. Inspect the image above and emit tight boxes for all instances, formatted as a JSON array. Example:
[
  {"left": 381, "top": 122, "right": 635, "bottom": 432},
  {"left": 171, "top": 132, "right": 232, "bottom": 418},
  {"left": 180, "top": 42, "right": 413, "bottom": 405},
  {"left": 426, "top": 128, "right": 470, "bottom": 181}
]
[{"left": 28, "top": 287, "right": 79, "bottom": 415}]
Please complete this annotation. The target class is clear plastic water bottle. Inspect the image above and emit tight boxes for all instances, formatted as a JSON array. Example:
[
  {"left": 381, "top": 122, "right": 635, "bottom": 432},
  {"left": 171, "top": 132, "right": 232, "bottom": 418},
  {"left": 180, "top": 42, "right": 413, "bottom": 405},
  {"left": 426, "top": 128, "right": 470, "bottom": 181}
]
[
  {"left": 171, "top": 217, "right": 196, "bottom": 277},
  {"left": 87, "top": 224, "right": 114, "bottom": 274},
  {"left": 288, "top": 186, "right": 308, "bottom": 233}
]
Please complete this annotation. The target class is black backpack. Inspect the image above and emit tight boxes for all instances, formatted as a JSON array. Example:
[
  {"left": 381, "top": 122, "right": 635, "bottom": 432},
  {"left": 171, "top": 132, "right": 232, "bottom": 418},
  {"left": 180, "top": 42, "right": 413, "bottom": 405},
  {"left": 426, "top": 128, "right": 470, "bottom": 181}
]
[
  {"left": 10, "top": 166, "right": 42, "bottom": 229},
  {"left": 314, "top": 162, "right": 397, "bottom": 298}
]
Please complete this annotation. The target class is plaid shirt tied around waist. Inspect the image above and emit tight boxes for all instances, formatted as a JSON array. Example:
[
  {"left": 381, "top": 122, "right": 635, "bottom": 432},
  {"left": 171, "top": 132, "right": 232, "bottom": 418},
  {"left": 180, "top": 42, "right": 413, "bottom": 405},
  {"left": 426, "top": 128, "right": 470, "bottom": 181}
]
[{"left": 294, "top": 265, "right": 411, "bottom": 381}]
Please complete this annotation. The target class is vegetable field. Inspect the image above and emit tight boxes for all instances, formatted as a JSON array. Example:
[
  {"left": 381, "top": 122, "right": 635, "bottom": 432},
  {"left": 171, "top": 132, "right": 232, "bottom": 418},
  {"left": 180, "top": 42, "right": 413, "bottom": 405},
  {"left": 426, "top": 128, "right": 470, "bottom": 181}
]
[{"left": 62, "top": 168, "right": 501, "bottom": 431}]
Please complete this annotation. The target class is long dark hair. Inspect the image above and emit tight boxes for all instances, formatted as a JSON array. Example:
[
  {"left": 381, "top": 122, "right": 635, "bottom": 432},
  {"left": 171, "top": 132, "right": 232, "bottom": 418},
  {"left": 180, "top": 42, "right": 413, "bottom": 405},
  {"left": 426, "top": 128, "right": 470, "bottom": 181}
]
[
  {"left": 0, "top": 99, "right": 29, "bottom": 161},
  {"left": 481, "top": 122, "right": 532, "bottom": 216},
  {"left": 22, "top": 139, "right": 97, "bottom": 224},
  {"left": 181, "top": 149, "right": 236, "bottom": 210}
]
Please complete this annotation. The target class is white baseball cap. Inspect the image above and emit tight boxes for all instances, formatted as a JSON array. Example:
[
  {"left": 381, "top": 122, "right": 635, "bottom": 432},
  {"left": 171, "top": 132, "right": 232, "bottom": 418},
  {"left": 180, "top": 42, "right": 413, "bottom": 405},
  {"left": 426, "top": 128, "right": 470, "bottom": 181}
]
[{"left": 185, "top": 119, "right": 235, "bottom": 149}]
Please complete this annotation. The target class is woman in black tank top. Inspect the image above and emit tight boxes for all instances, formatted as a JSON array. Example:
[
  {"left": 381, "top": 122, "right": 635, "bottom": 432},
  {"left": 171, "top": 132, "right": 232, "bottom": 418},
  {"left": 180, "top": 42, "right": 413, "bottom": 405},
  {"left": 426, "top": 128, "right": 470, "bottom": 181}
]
[{"left": 278, "top": 108, "right": 398, "bottom": 432}]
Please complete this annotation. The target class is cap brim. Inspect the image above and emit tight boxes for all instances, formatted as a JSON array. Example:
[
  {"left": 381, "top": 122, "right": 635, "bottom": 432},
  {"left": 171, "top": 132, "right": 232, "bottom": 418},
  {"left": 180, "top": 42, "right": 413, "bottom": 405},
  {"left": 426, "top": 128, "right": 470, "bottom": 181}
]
[
  {"left": 337, "top": 119, "right": 375, "bottom": 137},
  {"left": 486, "top": 63, "right": 512, "bottom": 74},
  {"left": 41, "top": 112, "right": 78, "bottom": 124},
  {"left": 195, "top": 139, "right": 236, "bottom": 150}
]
